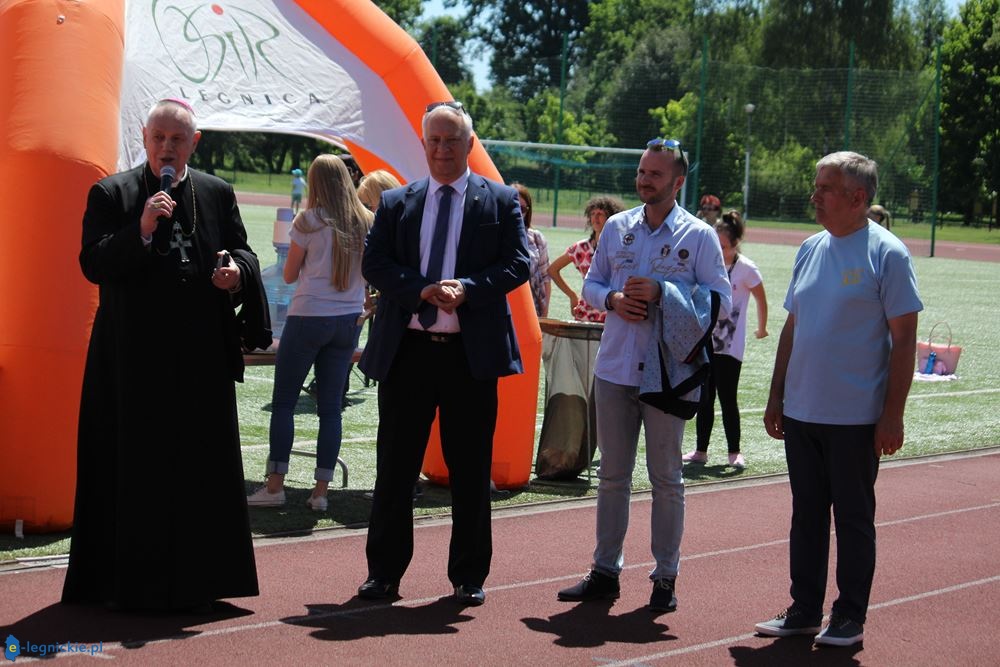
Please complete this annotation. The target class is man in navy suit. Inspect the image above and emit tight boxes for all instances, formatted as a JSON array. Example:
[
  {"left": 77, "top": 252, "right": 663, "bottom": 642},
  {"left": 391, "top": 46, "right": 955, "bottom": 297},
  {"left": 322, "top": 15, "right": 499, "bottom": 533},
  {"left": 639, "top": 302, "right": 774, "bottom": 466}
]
[{"left": 357, "top": 101, "right": 530, "bottom": 606}]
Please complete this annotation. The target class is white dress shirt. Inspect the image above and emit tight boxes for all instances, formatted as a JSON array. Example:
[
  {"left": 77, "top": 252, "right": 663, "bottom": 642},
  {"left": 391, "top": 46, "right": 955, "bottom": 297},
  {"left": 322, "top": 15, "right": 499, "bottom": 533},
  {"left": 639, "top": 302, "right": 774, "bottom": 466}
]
[{"left": 407, "top": 169, "right": 470, "bottom": 332}]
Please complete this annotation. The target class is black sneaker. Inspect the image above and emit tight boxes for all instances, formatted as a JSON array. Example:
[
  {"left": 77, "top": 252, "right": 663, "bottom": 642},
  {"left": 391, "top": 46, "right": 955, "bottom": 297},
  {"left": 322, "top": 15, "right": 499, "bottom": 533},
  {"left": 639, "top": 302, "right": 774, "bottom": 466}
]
[
  {"left": 754, "top": 606, "right": 823, "bottom": 637},
  {"left": 557, "top": 570, "right": 620, "bottom": 601},
  {"left": 648, "top": 577, "right": 678, "bottom": 613},
  {"left": 815, "top": 614, "right": 864, "bottom": 647}
]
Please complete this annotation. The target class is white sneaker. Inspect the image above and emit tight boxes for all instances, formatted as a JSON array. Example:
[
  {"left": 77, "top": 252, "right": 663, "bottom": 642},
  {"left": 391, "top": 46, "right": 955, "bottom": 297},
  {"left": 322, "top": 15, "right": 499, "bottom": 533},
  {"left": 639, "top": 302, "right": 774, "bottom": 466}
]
[
  {"left": 728, "top": 453, "right": 746, "bottom": 468},
  {"left": 306, "top": 495, "right": 328, "bottom": 512},
  {"left": 682, "top": 450, "right": 708, "bottom": 463},
  {"left": 246, "top": 486, "right": 286, "bottom": 507}
]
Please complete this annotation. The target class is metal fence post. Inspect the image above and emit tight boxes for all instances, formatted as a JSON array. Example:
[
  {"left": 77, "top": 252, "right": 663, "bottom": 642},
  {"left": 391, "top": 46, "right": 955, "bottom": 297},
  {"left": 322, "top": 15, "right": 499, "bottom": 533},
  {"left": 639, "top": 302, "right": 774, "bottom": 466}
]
[
  {"left": 930, "top": 41, "right": 942, "bottom": 257},
  {"left": 691, "top": 35, "right": 708, "bottom": 202},
  {"left": 843, "top": 40, "right": 854, "bottom": 150},
  {"left": 552, "top": 33, "right": 569, "bottom": 228}
]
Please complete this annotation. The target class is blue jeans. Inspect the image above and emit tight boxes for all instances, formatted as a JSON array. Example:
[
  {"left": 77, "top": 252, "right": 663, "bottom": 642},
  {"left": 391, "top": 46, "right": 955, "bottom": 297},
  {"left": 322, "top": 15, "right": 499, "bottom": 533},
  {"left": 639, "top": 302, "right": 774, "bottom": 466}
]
[
  {"left": 268, "top": 314, "right": 361, "bottom": 482},
  {"left": 592, "top": 377, "right": 686, "bottom": 580}
]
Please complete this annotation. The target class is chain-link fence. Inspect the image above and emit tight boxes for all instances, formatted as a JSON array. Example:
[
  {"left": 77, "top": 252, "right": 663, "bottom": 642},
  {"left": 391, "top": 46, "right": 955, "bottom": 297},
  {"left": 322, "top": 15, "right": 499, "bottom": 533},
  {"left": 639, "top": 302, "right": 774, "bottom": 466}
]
[
  {"left": 690, "top": 57, "right": 940, "bottom": 225},
  {"left": 479, "top": 43, "right": 943, "bottom": 228},
  {"left": 482, "top": 140, "right": 645, "bottom": 226}
]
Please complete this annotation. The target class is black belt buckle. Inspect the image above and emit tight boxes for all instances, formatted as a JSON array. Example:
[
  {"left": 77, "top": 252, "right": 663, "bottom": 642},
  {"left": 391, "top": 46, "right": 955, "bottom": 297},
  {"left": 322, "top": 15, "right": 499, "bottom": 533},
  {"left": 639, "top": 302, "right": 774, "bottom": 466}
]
[{"left": 409, "top": 329, "right": 457, "bottom": 343}]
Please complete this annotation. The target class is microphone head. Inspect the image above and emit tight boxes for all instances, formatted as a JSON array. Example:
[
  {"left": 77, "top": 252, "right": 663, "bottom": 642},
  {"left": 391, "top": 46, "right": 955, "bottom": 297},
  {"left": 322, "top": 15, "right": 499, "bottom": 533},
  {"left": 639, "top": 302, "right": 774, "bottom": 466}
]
[{"left": 159, "top": 165, "right": 177, "bottom": 194}]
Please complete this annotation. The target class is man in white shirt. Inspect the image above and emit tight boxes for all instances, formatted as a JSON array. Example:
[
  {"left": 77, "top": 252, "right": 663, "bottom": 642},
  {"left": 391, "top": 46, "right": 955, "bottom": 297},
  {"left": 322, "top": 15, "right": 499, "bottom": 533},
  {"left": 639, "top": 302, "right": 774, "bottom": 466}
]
[{"left": 558, "top": 139, "right": 731, "bottom": 612}]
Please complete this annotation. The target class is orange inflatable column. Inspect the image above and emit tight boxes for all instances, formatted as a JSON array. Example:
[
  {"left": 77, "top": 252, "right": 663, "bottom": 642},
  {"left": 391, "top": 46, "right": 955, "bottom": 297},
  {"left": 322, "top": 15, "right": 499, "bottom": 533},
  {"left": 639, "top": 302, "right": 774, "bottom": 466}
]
[
  {"left": 296, "top": 0, "right": 542, "bottom": 488},
  {"left": 0, "top": 0, "right": 124, "bottom": 531}
]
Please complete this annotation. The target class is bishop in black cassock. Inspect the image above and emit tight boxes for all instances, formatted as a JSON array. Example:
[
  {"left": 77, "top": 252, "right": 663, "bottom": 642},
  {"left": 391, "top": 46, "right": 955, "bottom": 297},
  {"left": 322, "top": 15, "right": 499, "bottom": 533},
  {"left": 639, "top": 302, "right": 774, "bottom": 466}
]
[{"left": 62, "top": 99, "right": 267, "bottom": 611}]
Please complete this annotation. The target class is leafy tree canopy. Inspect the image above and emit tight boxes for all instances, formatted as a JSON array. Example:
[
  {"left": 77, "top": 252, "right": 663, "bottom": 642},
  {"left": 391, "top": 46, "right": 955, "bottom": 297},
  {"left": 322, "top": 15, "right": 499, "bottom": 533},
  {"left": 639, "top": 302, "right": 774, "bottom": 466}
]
[
  {"left": 939, "top": 0, "right": 1000, "bottom": 218},
  {"left": 372, "top": 0, "right": 423, "bottom": 30}
]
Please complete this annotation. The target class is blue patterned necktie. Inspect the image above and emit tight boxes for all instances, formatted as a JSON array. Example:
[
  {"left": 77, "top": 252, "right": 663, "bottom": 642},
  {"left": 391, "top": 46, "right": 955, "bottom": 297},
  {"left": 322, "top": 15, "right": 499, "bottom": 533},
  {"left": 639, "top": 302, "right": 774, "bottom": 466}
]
[{"left": 418, "top": 184, "right": 454, "bottom": 329}]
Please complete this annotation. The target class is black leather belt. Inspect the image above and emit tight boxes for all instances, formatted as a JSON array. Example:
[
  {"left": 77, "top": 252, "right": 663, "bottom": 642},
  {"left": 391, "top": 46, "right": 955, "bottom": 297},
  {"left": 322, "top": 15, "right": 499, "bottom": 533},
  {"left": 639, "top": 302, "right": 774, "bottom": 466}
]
[{"left": 406, "top": 329, "right": 460, "bottom": 343}]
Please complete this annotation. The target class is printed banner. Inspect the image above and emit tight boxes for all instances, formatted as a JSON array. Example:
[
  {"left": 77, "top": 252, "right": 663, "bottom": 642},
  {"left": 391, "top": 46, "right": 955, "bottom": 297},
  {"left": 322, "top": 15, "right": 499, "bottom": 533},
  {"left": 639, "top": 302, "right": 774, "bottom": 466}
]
[{"left": 120, "top": 0, "right": 426, "bottom": 179}]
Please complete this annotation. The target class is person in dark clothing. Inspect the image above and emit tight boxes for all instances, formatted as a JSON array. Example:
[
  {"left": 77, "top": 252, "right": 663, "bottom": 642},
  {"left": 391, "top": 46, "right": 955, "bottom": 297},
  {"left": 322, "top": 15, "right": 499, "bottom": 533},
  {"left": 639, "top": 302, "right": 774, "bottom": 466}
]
[
  {"left": 62, "top": 98, "right": 264, "bottom": 612},
  {"left": 356, "top": 102, "right": 529, "bottom": 607}
]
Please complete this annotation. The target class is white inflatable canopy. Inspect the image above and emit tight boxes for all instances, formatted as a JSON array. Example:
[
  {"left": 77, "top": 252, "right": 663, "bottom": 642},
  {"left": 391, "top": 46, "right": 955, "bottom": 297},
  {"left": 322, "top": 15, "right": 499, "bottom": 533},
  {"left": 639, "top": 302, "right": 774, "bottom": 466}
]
[{"left": 119, "top": 0, "right": 425, "bottom": 178}]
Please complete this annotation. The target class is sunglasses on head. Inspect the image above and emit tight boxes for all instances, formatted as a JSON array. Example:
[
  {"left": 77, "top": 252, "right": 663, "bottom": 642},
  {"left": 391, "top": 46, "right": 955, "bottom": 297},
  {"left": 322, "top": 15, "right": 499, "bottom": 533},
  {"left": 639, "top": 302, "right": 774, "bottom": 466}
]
[
  {"left": 647, "top": 138, "right": 682, "bottom": 153},
  {"left": 426, "top": 101, "right": 467, "bottom": 114}
]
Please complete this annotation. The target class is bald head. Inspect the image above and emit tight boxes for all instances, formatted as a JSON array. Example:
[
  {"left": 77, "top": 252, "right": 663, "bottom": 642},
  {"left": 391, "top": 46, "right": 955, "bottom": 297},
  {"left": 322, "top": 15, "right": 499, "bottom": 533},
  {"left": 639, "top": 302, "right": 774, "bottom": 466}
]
[{"left": 143, "top": 99, "right": 201, "bottom": 178}]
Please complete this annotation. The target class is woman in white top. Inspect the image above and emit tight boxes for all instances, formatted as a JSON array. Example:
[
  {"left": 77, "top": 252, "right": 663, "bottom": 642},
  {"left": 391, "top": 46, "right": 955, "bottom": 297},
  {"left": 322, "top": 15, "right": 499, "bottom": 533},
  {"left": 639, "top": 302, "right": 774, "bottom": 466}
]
[
  {"left": 686, "top": 210, "right": 768, "bottom": 469},
  {"left": 248, "top": 155, "right": 374, "bottom": 511}
]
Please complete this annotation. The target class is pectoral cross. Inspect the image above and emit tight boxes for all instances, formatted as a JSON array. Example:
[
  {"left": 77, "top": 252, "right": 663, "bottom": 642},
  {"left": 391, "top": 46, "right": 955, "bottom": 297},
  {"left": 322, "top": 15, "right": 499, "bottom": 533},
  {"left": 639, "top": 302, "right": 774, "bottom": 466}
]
[{"left": 169, "top": 221, "right": 192, "bottom": 263}]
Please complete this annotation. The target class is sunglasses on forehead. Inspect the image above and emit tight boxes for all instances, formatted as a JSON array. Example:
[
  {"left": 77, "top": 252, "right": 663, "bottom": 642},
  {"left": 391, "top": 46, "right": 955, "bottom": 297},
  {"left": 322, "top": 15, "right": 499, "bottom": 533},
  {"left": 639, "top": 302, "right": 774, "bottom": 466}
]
[{"left": 426, "top": 100, "right": 467, "bottom": 114}]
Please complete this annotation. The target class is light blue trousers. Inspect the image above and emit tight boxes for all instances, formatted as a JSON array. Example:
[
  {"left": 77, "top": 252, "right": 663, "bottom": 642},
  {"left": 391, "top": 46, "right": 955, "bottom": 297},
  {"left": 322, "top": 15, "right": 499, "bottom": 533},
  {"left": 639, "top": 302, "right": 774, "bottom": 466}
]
[{"left": 592, "top": 377, "right": 686, "bottom": 580}]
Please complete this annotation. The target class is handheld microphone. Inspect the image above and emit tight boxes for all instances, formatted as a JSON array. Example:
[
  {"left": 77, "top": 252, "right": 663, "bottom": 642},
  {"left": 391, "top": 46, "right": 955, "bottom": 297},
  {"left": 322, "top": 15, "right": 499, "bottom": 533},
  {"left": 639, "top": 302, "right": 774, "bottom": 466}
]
[{"left": 159, "top": 165, "right": 177, "bottom": 195}]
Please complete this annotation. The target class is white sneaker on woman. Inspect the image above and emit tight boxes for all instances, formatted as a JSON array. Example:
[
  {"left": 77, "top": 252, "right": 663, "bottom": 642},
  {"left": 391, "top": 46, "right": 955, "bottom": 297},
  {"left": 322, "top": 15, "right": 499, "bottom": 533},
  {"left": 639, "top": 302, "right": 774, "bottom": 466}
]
[
  {"left": 682, "top": 450, "right": 708, "bottom": 464},
  {"left": 246, "top": 486, "right": 286, "bottom": 507},
  {"left": 306, "top": 495, "right": 328, "bottom": 512}
]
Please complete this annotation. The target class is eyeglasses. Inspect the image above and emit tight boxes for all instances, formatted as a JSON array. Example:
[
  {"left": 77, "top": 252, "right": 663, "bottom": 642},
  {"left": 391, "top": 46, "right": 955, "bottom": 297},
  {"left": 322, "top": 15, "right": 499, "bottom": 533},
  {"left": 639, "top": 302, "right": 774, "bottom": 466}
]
[{"left": 426, "top": 101, "right": 466, "bottom": 114}]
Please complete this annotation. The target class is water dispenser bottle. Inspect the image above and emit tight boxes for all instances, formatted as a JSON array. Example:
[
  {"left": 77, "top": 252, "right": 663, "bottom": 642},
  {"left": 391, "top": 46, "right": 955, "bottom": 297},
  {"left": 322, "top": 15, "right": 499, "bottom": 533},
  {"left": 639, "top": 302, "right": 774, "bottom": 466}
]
[{"left": 261, "top": 207, "right": 297, "bottom": 342}]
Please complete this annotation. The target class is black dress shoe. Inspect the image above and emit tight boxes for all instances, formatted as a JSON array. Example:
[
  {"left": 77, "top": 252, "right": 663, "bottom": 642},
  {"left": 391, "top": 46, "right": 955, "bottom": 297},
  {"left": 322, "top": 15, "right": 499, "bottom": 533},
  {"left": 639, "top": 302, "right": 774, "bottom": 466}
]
[
  {"left": 357, "top": 577, "right": 399, "bottom": 599},
  {"left": 557, "top": 570, "right": 620, "bottom": 601},
  {"left": 453, "top": 584, "right": 485, "bottom": 606}
]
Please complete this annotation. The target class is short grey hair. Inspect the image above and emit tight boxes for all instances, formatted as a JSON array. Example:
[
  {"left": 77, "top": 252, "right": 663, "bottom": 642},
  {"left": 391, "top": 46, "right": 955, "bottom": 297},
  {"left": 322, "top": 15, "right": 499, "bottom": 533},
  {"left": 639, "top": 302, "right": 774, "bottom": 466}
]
[
  {"left": 421, "top": 104, "right": 474, "bottom": 140},
  {"left": 816, "top": 151, "right": 878, "bottom": 205},
  {"left": 146, "top": 98, "right": 198, "bottom": 135}
]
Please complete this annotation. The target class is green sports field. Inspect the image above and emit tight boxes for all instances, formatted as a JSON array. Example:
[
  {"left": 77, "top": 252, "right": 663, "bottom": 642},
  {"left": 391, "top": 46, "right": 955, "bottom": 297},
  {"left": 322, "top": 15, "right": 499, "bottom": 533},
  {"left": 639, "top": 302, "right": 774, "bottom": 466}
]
[{"left": 3, "top": 205, "right": 997, "bottom": 561}]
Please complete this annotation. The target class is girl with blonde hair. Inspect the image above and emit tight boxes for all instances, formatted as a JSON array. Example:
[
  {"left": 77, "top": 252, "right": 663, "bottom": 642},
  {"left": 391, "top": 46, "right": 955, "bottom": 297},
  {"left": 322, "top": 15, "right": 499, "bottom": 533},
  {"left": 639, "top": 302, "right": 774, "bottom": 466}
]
[
  {"left": 248, "top": 154, "right": 374, "bottom": 511},
  {"left": 357, "top": 169, "right": 402, "bottom": 212}
]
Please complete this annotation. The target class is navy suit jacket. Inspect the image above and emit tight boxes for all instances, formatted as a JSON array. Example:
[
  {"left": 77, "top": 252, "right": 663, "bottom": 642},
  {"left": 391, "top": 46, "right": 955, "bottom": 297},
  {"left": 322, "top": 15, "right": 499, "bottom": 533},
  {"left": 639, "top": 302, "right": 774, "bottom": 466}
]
[{"left": 359, "top": 173, "right": 530, "bottom": 382}]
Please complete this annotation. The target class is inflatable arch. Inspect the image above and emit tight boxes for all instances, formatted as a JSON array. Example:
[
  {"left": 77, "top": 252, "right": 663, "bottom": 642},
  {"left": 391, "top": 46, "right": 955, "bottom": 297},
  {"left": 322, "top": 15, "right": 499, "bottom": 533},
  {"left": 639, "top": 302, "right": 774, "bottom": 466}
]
[{"left": 0, "top": 0, "right": 541, "bottom": 532}]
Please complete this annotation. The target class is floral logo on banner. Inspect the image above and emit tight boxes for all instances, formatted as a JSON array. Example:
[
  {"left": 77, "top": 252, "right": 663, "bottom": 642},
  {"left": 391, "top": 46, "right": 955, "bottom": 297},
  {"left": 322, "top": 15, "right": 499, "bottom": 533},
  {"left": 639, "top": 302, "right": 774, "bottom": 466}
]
[{"left": 151, "top": 0, "right": 288, "bottom": 84}]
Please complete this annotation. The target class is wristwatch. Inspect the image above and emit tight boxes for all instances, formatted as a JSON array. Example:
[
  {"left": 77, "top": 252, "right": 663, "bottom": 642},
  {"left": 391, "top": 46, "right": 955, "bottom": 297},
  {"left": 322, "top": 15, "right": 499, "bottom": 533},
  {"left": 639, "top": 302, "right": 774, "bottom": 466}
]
[{"left": 605, "top": 291, "right": 619, "bottom": 311}]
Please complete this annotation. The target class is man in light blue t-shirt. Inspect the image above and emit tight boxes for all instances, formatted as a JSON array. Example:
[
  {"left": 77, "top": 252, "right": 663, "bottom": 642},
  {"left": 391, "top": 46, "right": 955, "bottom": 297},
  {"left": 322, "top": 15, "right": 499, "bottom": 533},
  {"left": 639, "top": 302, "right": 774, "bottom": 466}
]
[{"left": 755, "top": 152, "right": 922, "bottom": 648}]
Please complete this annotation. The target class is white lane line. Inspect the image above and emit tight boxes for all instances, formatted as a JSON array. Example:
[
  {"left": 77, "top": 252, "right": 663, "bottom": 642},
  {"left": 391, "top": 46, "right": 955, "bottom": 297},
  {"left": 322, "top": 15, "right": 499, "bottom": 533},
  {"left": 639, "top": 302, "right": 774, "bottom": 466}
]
[
  {"left": 25, "top": 502, "right": 999, "bottom": 659},
  {"left": 598, "top": 574, "right": 1000, "bottom": 667},
  {"left": 908, "top": 387, "right": 1000, "bottom": 399},
  {"left": 70, "top": 573, "right": 1000, "bottom": 663},
  {"left": 734, "top": 386, "right": 1000, "bottom": 415},
  {"left": 869, "top": 574, "right": 1000, "bottom": 610},
  {"left": 876, "top": 502, "right": 1000, "bottom": 528}
]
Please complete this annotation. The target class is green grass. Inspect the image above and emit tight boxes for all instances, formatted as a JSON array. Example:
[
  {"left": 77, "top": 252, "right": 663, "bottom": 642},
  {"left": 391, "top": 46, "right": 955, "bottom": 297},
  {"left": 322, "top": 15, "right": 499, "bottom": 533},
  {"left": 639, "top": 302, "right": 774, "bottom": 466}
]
[
  {"left": 214, "top": 169, "right": 296, "bottom": 196},
  {"left": 743, "top": 217, "right": 1000, "bottom": 246},
  {"left": 4, "top": 205, "right": 998, "bottom": 562},
  {"left": 226, "top": 173, "right": 999, "bottom": 246}
]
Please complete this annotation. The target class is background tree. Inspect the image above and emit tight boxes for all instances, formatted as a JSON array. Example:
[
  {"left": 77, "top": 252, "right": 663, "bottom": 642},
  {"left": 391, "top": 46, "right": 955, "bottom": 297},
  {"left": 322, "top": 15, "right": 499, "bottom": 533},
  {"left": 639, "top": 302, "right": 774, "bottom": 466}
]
[
  {"left": 757, "top": 0, "right": 920, "bottom": 69},
  {"left": 912, "top": 0, "right": 949, "bottom": 64},
  {"left": 446, "top": 81, "right": 529, "bottom": 140},
  {"left": 417, "top": 16, "right": 473, "bottom": 84},
  {"left": 595, "top": 27, "right": 696, "bottom": 148},
  {"left": 458, "top": 0, "right": 590, "bottom": 101},
  {"left": 372, "top": 0, "right": 423, "bottom": 31},
  {"left": 939, "top": 0, "right": 1000, "bottom": 222},
  {"left": 578, "top": 0, "right": 692, "bottom": 114}
]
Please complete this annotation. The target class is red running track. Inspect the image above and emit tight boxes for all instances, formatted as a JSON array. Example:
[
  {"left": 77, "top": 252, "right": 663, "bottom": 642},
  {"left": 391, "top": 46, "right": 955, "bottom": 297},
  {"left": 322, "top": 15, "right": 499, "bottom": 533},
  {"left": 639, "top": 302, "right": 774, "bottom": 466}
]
[{"left": 2, "top": 450, "right": 999, "bottom": 665}]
